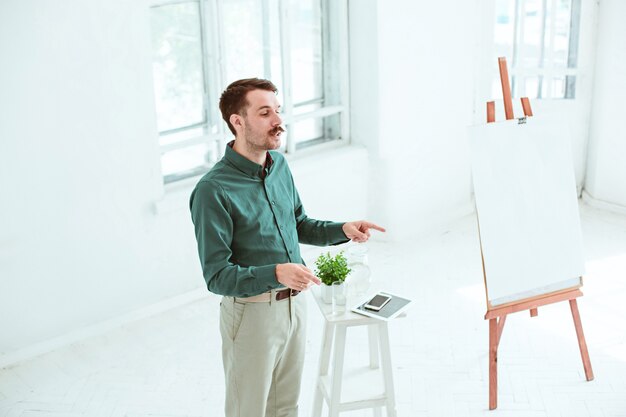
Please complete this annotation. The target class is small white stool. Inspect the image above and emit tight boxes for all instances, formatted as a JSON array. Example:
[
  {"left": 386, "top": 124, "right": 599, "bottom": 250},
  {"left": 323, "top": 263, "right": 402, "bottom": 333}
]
[{"left": 311, "top": 289, "right": 398, "bottom": 417}]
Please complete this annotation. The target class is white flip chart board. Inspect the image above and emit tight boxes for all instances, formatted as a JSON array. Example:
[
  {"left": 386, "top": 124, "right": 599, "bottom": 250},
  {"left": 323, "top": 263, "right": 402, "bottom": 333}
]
[{"left": 468, "top": 116, "right": 585, "bottom": 307}]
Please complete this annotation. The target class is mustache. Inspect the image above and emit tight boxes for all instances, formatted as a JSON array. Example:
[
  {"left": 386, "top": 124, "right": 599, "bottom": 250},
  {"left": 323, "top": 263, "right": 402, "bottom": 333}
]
[{"left": 270, "top": 126, "right": 286, "bottom": 135}]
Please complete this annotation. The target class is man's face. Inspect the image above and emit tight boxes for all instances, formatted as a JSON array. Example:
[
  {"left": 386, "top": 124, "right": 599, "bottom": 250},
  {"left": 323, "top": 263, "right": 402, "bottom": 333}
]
[{"left": 239, "top": 89, "right": 284, "bottom": 151}]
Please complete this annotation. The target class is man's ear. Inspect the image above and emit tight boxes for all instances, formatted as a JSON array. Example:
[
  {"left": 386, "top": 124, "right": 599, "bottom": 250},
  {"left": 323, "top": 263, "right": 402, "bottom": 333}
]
[{"left": 230, "top": 114, "right": 243, "bottom": 133}]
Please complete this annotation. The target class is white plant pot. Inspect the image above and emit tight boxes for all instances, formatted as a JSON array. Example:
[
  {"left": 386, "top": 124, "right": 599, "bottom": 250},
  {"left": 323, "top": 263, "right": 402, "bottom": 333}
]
[{"left": 321, "top": 284, "right": 333, "bottom": 304}]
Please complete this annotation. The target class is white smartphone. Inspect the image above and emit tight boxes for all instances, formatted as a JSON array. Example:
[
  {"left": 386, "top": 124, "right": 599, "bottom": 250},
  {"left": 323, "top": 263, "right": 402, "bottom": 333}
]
[{"left": 364, "top": 293, "right": 392, "bottom": 311}]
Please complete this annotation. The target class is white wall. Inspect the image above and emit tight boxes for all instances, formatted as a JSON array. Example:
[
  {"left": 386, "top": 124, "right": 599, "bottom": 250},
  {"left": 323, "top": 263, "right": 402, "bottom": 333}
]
[
  {"left": 0, "top": 0, "right": 197, "bottom": 359},
  {"left": 584, "top": 0, "right": 626, "bottom": 208},
  {"left": 288, "top": 146, "right": 368, "bottom": 223},
  {"left": 349, "top": 0, "right": 477, "bottom": 240},
  {"left": 0, "top": 0, "right": 367, "bottom": 363}
]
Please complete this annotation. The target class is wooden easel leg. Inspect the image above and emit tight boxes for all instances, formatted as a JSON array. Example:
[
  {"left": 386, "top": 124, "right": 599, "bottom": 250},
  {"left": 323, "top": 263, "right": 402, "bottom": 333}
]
[
  {"left": 569, "top": 299, "right": 594, "bottom": 381},
  {"left": 496, "top": 315, "right": 506, "bottom": 345},
  {"left": 489, "top": 318, "right": 498, "bottom": 410}
]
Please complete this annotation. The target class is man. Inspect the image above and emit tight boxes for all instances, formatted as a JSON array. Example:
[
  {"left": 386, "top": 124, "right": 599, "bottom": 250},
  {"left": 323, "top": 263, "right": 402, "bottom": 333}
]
[{"left": 190, "top": 78, "right": 384, "bottom": 417}]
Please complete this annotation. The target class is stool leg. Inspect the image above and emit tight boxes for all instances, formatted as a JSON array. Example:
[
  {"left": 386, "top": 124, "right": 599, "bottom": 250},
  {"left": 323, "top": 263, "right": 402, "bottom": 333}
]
[
  {"left": 378, "top": 323, "right": 397, "bottom": 417},
  {"left": 313, "top": 322, "right": 334, "bottom": 417},
  {"left": 329, "top": 324, "right": 347, "bottom": 417},
  {"left": 369, "top": 324, "right": 382, "bottom": 417},
  {"left": 368, "top": 324, "right": 380, "bottom": 369}
]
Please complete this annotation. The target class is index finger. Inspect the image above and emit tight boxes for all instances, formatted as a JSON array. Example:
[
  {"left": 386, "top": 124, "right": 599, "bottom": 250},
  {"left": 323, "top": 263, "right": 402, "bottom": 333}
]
[
  {"left": 306, "top": 274, "right": 321, "bottom": 285},
  {"left": 364, "top": 222, "right": 386, "bottom": 233},
  {"left": 299, "top": 266, "right": 321, "bottom": 285}
]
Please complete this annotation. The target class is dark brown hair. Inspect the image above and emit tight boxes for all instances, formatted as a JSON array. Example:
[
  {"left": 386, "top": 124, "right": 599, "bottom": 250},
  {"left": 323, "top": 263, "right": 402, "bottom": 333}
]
[{"left": 219, "top": 78, "right": 278, "bottom": 135}]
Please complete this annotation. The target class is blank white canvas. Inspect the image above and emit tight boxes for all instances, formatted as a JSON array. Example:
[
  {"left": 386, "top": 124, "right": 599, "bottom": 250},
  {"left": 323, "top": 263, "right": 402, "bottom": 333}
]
[{"left": 468, "top": 116, "right": 585, "bottom": 306}]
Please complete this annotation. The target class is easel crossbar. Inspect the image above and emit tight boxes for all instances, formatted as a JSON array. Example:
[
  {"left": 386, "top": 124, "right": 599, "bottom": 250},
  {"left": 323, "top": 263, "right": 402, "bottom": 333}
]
[{"left": 485, "top": 289, "right": 583, "bottom": 320}]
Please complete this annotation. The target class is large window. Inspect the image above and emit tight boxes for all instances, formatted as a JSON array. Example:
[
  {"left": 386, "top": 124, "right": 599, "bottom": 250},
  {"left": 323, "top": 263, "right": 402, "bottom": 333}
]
[
  {"left": 493, "top": 0, "right": 581, "bottom": 99},
  {"left": 150, "top": 0, "right": 349, "bottom": 184}
]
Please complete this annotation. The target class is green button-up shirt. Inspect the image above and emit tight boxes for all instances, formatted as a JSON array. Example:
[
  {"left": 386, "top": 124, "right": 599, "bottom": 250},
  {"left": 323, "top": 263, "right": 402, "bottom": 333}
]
[{"left": 190, "top": 144, "right": 348, "bottom": 297}]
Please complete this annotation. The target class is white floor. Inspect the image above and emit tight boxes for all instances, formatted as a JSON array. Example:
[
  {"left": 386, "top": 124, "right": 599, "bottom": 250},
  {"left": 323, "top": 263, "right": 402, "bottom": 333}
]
[{"left": 2, "top": 204, "right": 626, "bottom": 417}]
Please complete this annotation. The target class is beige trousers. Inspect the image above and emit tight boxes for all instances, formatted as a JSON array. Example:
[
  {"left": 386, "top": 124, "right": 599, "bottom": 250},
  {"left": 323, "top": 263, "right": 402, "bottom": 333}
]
[{"left": 219, "top": 292, "right": 307, "bottom": 417}]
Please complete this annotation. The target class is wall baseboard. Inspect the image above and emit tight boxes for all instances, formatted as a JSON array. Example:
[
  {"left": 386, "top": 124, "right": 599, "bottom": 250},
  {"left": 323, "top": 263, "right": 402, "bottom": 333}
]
[
  {"left": 581, "top": 190, "right": 626, "bottom": 216},
  {"left": 0, "top": 287, "right": 209, "bottom": 369}
]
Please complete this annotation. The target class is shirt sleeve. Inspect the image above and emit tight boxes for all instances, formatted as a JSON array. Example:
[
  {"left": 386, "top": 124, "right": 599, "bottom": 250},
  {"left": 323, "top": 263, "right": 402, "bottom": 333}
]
[
  {"left": 190, "top": 180, "right": 280, "bottom": 296},
  {"left": 290, "top": 179, "right": 350, "bottom": 247}
]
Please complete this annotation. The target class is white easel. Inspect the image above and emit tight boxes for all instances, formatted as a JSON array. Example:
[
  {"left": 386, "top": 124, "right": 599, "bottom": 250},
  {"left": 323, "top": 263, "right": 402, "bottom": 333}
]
[{"left": 480, "top": 57, "right": 594, "bottom": 410}]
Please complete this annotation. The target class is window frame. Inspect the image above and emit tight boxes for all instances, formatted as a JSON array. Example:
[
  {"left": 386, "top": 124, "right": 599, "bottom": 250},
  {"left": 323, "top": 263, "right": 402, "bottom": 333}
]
[
  {"left": 150, "top": 0, "right": 350, "bottom": 184},
  {"left": 492, "top": 0, "right": 582, "bottom": 100}
]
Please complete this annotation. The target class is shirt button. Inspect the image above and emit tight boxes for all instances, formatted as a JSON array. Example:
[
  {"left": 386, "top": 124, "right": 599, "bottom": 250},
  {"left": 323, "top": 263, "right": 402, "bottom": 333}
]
[
  {"left": 279, "top": 225, "right": 283, "bottom": 230},
  {"left": 271, "top": 201, "right": 276, "bottom": 205}
]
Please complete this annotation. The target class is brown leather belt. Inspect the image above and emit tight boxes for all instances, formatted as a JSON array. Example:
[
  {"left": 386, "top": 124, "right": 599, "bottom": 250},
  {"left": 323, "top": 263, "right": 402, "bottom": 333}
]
[
  {"left": 236, "top": 288, "right": 300, "bottom": 303},
  {"left": 276, "top": 288, "right": 300, "bottom": 301}
]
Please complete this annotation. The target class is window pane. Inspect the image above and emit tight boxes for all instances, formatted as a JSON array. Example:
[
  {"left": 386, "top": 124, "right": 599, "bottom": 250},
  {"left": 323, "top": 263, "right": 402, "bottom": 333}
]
[
  {"left": 551, "top": 0, "right": 573, "bottom": 68},
  {"left": 291, "top": 106, "right": 341, "bottom": 149},
  {"left": 514, "top": 75, "right": 540, "bottom": 98},
  {"left": 494, "top": 0, "right": 515, "bottom": 60},
  {"left": 492, "top": 0, "right": 579, "bottom": 100},
  {"left": 291, "top": 104, "right": 323, "bottom": 145},
  {"left": 222, "top": 0, "right": 265, "bottom": 82},
  {"left": 267, "top": 0, "right": 283, "bottom": 95},
  {"left": 159, "top": 125, "right": 206, "bottom": 148},
  {"left": 564, "top": 75, "right": 576, "bottom": 98},
  {"left": 520, "top": 0, "right": 543, "bottom": 68},
  {"left": 550, "top": 76, "right": 566, "bottom": 98},
  {"left": 150, "top": 2, "right": 205, "bottom": 133},
  {"left": 291, "top": 0, "right": 323, "bottom": 104},
  {"left": 161, "top": 142, "right": 217, "bottom": 183}
]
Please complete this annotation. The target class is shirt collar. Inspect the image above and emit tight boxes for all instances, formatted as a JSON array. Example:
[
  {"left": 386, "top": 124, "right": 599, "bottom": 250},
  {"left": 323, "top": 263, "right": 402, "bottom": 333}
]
[{"left": 224, "top": 140, "right": 274, "bottom": 178}]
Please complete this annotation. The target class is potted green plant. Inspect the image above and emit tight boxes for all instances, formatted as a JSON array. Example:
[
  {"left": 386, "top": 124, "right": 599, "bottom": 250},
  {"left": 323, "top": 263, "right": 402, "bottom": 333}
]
[{"left": 315, "top": 251, "right": 351, "bottom": 304}]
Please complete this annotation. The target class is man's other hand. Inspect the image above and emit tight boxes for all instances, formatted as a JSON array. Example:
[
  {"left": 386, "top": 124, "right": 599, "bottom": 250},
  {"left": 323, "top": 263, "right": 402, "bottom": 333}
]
[{"left": 276, "top": 263, "right": 321, "bottom": 291}]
